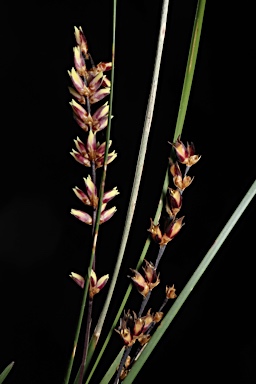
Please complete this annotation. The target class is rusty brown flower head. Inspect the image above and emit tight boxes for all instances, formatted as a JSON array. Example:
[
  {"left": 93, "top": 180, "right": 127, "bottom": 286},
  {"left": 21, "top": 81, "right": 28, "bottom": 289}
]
[
  {"left": 142, "top": 260, "right": 160, "bottom": 290},
  {"left": 166, "top": 188, "right": 182, "bottom": 217},
  {"left": 170, "top": 136, "right": 201, "bottom": 167},
  {"left": 147, "top": 218, "right": 163, "bottom": 244},
  {"left": 148, "top": 217, "right": 184, "bottom": 247},
  {"left": 166, "top": 284, "right": 177, "bottom": 299},
  {"left": 170, "top": 160, "right": 194, "bottom": 191},
  {"left": 129, "top": 260, "right": 160, "bottom": 296},
  {"left": 115, "top": 310, "right": 154, "bottom": 347},
  {"left": 160, "top": 216, "right": 185, "bottom": 246}
]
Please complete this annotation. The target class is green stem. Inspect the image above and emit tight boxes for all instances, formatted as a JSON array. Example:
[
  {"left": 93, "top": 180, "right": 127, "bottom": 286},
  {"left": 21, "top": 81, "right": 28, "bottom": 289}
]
[
  {"left": 78, "top": 299, "right": 93, "bottom": 384},
  {"left": 123, "top": 179, "right": 256, "bottom": 383},
  {"left": 72, "top": 3, "right": 117, "bottom": 383},
  {"left": 84, "top": 240, "right": 150, "bottom": 384},
  {"left": 91, "top": 0, "right": 170, "bottom": 352},
  {"left": 173, "top": 0, "right": 206, "bottom": 141}
]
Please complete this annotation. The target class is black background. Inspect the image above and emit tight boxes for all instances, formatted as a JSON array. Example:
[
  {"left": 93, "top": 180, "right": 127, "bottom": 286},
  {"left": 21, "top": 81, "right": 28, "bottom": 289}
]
[{"left": 0, "top": 1, "right": 255, "bottom": 383}]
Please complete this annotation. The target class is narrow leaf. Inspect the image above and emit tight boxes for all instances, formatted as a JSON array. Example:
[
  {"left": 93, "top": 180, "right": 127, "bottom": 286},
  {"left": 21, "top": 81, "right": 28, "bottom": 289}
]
[
  {"left": 99, "top": 347, "right": 125, "bottom": 384},
  {"left": 0, "top": 362, "right": 14, "bottom": 384}
]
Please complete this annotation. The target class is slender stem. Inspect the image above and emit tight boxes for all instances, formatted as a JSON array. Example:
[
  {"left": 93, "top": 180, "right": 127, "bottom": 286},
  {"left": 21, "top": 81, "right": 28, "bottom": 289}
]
[
  {"left": 79, "top": 299, "right": 93, "bottom": 384},
  {"left": 154, "top": 245, "right": 166, "bottom": 269},
  {"left": 92, "top": 0, "right": 170, "bottom": 349},
  {"left": 113, "top": 346, "right": 132, "bottom": 384},
  {"left": 138, "top": 291, "right": 152, "bottom": 318},
  {"left": 173, "top": 0, "right": 205, "bottom": 141},
  {"left": 158, "top": 297, "right": 168, "bottom": 313}
]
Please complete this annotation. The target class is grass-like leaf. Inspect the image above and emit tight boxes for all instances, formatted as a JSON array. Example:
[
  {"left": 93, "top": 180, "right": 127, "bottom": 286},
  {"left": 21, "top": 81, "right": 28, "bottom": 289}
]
[
  {"left": 0, "top": 362, "right": 14, "bottom": 384},
  {"left": 99, "top": 347, "right": 125, "bottom": 384}
]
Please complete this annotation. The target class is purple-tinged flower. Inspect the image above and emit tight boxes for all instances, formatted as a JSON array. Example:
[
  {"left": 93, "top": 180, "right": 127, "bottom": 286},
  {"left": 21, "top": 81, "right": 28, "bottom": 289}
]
[
  {"left": 91, "top": 102, "right": 109, "bottom": 132},
  {"left": 69, "top": 99, "right": 88, "bottom": 121},
  {"left": 103, "top": 187, "right": 119, "bottom": 203},
  {"left": 68, "top": 87, "right": 86, "bottom": 104},
  {"left": 69, "top": 272, "right": 85, "bottom": 288},
  {"left": 73, "top": 46, "right": 86, "bottom": 76},
  {"left": 129, "top": 269, "right": 150, "bottom": 297},
  {"left": 70, "top": 136, "right": 117, "bottom": 169},
  {"left": 68, "top": 67, "right": 89, "bottom": 95},
  {"left": 70, "top": 209, "right": 92, "bottom": 225},
  {"left": 102, "top": 76, "right": 111, "bottom": 88},
  {"left": 88, "top": 71, "right": 103, "bottom": 92},
  {"left": 86, "top": 130, "right": 97, "bottom": 160},
  {"left": 70, "top": 149, "right": 91, "bottom": 167},
  {"left": 95, "top": 149, "right": 117, "bottom": 169},
  {"left": 74, "top": 26, "right": 89, "bottom": 58},
  {"left": 89, "top": 269, "right": 109, "bottom": 298},
  {"left": 161, "top": 216, "right": 185, "bottom": 246},
  {"left": 83, "top": 175, "right": 98, "bottom": 208},
  {"left": 72, "top": 186, "right": 91, "bottom": 205},
  {"left": 73, "top": 175, "right": 98, "bottom": 209},
  {"left": 100, "top": 206, "right": 117, "bottom": 224},
  {"left": 90, "top": 87, "right": 110, "bottom": 104}
]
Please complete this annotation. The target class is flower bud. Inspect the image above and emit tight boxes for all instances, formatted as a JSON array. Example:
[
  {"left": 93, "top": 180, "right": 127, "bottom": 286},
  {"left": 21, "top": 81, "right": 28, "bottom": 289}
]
[
  {"left": 147, "top": 219, "right": 163, "bottom": 244},
  {"left": 70, "top": 209, "right": 92, "bottom": 225},
  {"left": 74, "top": 26, "right": 89, "bottom": 58},
  {"left": 89, "top": 269, "right": 109, "bottom": 298},
  {"left": 129, "top": 269, "right": 150, "bottom": 297},
  {"left": 160, "top": 216, "right": 184, "bottom": 245},
  {"left": 166, "top": 284, "right": 177, "bottom": 299},
  {"left": 69, "top": 272, "right": 84, "bottom": 288}
]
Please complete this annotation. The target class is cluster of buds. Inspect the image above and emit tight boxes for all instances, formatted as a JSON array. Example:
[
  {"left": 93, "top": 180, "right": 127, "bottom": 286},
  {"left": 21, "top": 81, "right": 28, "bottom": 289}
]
[
  {"left": 70, "top": 132, "right": 117, "bottom": 169},
  {"left": 148, "top": 136, "right": 200, "bottom": 246},
  {"left": 68, "top": 26, "right": 112, "bottom": 118},
  {"left": 69, "top": 269, "right": 109, "bottom": 298},
  {"left": 148, "top": 216, "right": 184, "bottom": 247},
  {"left": 71, "top": 174, "right": 119, "bottom": 225},
  {"left": 129, "top": 260, "right": 160, "bottom": 297},
  {"left": 115, "top": 309, "right": 162, "bottom": 347}
]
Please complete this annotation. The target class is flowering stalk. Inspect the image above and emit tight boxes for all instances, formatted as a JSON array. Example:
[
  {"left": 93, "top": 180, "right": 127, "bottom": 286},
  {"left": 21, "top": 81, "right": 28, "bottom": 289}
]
[
  {"left": 113, "top": 137, "right": 200, "bottom": 382},
  {"left": 64, "top": 25, "right": 117, "bottom": 384}
]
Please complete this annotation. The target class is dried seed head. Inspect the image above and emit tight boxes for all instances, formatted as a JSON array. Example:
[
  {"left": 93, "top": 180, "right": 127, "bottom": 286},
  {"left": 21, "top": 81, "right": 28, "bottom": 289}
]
[
  {"left": 147, "top": 218, "right": 163, "bottom": 244},
  {"left": 166, "top": 284, "right": 177, "bottom": 299}
]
